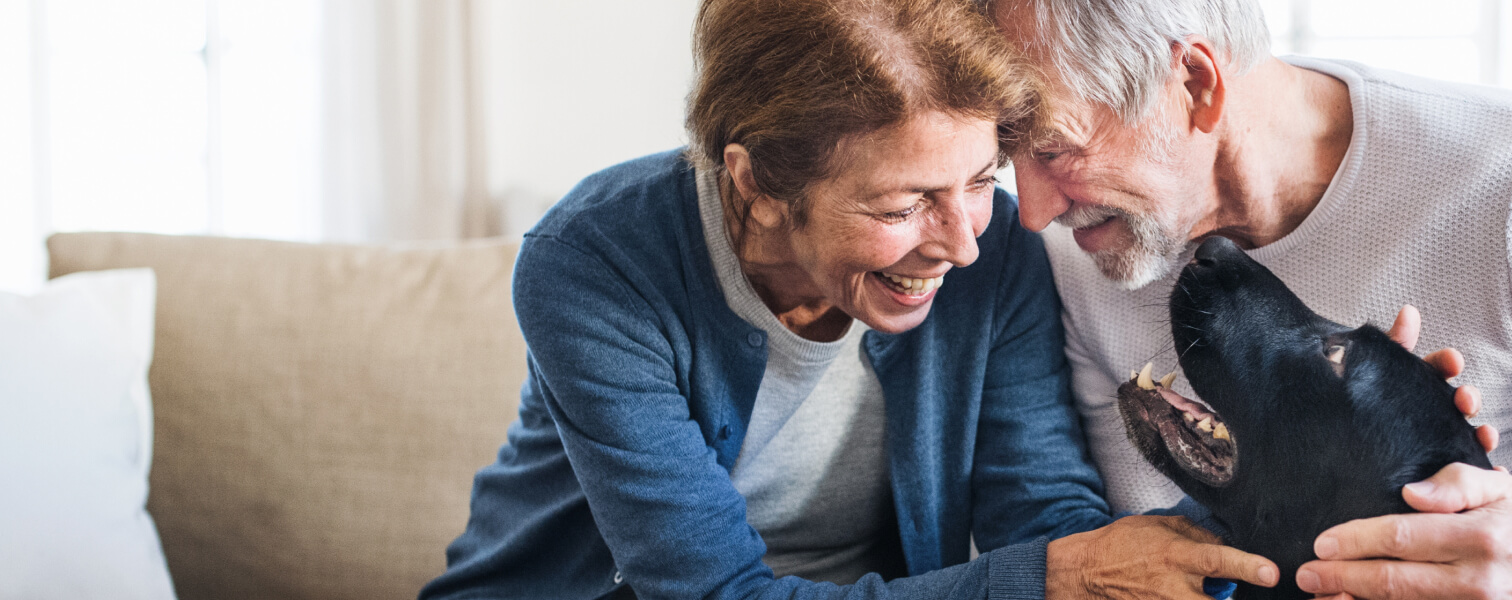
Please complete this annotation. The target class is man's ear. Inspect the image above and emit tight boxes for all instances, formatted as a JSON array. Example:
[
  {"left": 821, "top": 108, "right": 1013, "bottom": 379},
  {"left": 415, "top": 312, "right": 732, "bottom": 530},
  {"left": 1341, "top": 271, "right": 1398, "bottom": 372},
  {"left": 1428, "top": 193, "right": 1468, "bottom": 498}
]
[
  {"left": 1174, "top": 37, "right": 1225, "bottom": 134},
  {"left": 723, "top": 144, "right": 788, "bottom": 229}
]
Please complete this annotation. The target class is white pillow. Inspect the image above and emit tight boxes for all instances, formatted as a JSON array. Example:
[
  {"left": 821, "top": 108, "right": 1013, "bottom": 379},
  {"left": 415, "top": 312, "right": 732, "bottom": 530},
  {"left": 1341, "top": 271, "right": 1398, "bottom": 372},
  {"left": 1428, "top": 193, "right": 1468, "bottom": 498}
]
[{"left": 0, "top": 268, "right": 176, "bottom": 600}]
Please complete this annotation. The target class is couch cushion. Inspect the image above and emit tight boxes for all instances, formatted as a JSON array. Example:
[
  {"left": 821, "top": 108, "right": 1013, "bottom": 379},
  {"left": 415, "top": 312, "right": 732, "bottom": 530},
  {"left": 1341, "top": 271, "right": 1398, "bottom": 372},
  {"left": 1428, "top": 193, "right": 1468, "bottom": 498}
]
[
  {"left": 47, "top": 233, "right": 525, "bottom": 600},
  {"left": 0, "top": 268, "right": 177, "bottom": 600}
]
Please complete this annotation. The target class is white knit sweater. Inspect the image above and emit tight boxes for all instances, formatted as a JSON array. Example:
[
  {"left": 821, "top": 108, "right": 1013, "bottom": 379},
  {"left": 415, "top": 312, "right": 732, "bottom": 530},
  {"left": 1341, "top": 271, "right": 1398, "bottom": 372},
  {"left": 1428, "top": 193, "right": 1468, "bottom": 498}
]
[{"left": 1044, "top": 56, "right": 1512, "bottom": 512}]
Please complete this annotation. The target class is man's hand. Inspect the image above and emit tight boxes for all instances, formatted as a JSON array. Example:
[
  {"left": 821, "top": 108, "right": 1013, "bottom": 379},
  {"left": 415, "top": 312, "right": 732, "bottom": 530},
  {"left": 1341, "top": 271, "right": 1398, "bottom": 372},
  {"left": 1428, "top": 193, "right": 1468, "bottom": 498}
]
[
  {"left": 1387, "top": 305, "right": 1498, "bottom": 452},
  {"left": 1046, "top": 515, "right": 1278, "bottom": 599},
  {"left": 1297, "top": 463, "right": 1512, "bottom": 599}
]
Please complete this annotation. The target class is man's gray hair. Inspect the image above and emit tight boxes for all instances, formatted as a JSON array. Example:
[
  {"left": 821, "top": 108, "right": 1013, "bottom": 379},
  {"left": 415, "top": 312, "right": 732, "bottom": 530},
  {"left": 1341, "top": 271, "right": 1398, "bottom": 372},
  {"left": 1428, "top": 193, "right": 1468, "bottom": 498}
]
[{"left": 979, "top": 0, "right": 1271, "bottom": 123}]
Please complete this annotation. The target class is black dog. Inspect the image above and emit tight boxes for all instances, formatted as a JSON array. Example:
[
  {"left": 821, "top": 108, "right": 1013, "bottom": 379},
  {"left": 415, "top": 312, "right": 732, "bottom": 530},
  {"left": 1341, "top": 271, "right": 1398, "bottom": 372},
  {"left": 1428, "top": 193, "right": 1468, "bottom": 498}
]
[{"left": 1116, "top": 236, "right": 1491, "bottom": 599}]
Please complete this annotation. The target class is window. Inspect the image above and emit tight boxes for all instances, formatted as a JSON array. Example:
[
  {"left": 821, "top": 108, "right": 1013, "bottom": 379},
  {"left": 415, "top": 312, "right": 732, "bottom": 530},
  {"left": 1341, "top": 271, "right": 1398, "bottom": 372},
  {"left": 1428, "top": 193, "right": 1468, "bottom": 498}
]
[
  {"left": 2, "top": 0, "right": 319, "bottom": 292},
  {"left": 1259, "top": 0, "right": 1508, "bottom": 87},
  {"left": 0, "top": 3, "right": 37, "bottom": 291},
  {"left": 4, "top": 1, "right": 1510, "bottom": 293}
]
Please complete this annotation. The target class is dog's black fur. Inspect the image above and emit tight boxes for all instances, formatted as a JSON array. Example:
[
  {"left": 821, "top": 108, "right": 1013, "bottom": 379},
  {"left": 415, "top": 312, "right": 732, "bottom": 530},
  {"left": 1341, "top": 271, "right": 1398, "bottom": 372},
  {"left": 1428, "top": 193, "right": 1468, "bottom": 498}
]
[{"left": 1117, "top": 236, "right": 1491, "bottom": 599}]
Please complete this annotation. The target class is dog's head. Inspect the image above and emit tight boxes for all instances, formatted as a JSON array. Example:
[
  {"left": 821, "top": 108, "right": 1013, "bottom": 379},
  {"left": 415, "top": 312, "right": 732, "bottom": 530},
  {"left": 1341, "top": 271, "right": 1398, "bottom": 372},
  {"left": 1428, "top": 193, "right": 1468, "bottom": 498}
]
[{"left": 1117, "top": 236, "right": 1489, "bottom": 598}]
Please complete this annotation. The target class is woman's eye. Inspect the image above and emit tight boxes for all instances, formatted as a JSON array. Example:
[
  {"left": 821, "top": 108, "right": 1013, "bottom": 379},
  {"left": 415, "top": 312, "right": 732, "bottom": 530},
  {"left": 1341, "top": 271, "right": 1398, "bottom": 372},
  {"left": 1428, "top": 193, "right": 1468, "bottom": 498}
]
[
  {"left": 882, "top": 204, "right": 921, "bottom": 222},
  {"left": 970, "top": 176, "right": 999, "bottom": 191}
]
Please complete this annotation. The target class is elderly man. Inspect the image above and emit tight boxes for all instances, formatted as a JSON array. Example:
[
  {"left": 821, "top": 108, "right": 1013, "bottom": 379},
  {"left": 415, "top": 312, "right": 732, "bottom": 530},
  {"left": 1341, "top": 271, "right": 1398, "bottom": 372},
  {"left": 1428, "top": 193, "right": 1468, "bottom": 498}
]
[{"left": 985, "top": 0, "right": 1512, "bottom": 598}]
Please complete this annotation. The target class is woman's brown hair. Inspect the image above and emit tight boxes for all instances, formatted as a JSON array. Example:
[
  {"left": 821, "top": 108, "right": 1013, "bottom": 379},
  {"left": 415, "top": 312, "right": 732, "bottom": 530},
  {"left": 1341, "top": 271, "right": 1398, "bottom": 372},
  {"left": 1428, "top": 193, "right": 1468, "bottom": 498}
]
[{"left": 685, "top": 0, "right": 1042, "bottom": 226}]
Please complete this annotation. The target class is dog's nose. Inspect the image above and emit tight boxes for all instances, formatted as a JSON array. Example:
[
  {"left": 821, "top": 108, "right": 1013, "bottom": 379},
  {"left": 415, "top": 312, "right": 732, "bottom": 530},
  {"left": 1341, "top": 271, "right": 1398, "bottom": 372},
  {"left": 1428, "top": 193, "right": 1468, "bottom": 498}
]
[{"left": 1192, "top": 236, "right": 1242, "bottom": 267}]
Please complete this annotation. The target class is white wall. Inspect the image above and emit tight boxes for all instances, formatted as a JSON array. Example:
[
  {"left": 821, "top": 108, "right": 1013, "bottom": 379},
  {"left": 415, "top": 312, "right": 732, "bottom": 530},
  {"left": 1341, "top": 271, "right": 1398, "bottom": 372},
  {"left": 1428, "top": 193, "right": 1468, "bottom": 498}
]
[{"left": 478, "top": 1, "right": 700, "bottom": 237}]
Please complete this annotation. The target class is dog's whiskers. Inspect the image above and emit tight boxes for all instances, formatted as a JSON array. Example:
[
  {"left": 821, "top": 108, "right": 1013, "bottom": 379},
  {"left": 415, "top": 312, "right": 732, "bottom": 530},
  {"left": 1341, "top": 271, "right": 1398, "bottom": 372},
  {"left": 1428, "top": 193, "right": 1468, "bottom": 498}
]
[{"left": 1177, "top": 336, "right": 1203, "bottom": 360}]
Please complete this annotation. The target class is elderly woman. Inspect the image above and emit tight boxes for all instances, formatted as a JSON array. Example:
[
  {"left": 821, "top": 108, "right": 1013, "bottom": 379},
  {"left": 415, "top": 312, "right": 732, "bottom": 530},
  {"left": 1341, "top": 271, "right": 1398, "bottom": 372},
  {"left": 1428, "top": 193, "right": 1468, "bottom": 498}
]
[{"left": 420, "top": 0, "right": 1280, "bottom": 598}]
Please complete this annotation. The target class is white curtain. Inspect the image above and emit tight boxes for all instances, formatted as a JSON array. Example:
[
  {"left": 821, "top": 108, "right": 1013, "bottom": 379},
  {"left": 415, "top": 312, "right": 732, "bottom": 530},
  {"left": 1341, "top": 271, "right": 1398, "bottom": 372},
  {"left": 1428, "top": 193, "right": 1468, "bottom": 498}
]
[{"left": 320, "top": 0, "right": 498, "bottom": 243}]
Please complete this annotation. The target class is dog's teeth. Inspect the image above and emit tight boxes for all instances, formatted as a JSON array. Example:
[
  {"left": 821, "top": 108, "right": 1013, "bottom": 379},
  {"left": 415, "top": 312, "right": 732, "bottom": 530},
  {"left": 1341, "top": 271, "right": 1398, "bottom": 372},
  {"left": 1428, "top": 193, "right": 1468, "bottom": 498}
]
[
  {"left": 1213, "top": 423, "right": 1230, "bottom": 441},
  {"left": 1196, "top": 417, "right": 1213, "bottom": 433},
  {"left": 1137, "top": 363, "right": 1155, "bottom": 390},
  {"left": 1131, "top": 370, "right": 1139, "bottom": 382},
  {"left": 1183, "top": 413, "right": 1196, "bottom": 424},
  {"left": 1159, "top": 372, "right": 1177, "bottom": 388}
]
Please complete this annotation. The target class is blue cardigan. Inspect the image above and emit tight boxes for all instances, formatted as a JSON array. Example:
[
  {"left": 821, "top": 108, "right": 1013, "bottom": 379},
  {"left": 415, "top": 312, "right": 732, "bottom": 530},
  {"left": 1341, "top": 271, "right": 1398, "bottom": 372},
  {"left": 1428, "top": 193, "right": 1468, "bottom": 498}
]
[{"left": 420, "top": 151, "right": 1115, "bottom": 599}]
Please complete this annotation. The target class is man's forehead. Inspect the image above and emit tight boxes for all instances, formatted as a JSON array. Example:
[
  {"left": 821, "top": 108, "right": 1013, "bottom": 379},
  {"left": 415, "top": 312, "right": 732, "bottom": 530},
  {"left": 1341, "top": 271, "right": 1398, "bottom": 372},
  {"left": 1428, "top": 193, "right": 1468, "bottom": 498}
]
[
  {"left": 1031, "top": 93, "right": 1118, "bottom": 147},
  {"left": 985, "top": 1, "right": 1131, "bottom": 149}
]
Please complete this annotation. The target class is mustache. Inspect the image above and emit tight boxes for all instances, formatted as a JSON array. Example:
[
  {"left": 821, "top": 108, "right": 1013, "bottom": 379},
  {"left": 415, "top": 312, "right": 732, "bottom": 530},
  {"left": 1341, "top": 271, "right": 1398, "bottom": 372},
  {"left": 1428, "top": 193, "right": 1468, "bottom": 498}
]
[{"left": 1055, "top": 205, "right": 1130, "bottom": 229}]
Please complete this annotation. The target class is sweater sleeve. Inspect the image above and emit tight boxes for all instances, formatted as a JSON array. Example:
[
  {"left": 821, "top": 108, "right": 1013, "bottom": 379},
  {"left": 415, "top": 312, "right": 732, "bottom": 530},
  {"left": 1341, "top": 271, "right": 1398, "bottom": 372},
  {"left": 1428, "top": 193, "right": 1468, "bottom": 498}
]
[
  {"left": 969, "top": 216, "right": 1115, "bottom": 553},
  {"left": 511, "top": 234, "right": 1052, "bottom": 600}
]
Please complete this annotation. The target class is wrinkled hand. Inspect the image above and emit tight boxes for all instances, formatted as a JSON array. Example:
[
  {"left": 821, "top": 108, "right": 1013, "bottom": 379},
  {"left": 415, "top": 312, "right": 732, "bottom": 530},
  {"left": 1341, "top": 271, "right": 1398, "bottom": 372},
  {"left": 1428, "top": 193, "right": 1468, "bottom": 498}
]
[
  {"left": 1045, "top": 515, "right": 1278, "bottom": 599},
  {"left": 1386, "top": 305, "right": 1498, "bottom": 452},
  {"left": 1298, "top": 463, "right": 1512, "bottom": 599}
]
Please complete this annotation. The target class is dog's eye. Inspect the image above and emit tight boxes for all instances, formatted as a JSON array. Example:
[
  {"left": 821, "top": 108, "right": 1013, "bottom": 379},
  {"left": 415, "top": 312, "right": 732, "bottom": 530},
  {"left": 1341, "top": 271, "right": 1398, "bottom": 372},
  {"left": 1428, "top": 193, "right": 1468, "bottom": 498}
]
[
  {"left": 1326, "top": 344, "right": 1346, "bottom": 376},
  {"left": 1326, "top": 345, "right": 1345, "bottom": 364}
]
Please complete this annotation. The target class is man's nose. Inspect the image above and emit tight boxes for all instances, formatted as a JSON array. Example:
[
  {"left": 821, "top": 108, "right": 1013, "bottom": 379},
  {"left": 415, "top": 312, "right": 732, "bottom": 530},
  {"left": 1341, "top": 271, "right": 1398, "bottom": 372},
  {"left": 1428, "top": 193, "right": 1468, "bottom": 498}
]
[{"left": 1012, "top": 164, "right": 1070, "bottom": 232}]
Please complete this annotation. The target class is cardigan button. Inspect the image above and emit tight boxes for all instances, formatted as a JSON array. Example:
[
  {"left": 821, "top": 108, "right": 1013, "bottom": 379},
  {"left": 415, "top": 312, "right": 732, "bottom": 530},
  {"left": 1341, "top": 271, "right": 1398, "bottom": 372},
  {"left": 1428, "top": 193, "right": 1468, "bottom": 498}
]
[
  {"left": 718, "top": 425, "right": 731, "bottom": 440},
  {"left": 746, "top": 332, "right": 764, "bottom": 347},
  {"left": 613, "top": 570, "right": 623, "bottom": 584}
]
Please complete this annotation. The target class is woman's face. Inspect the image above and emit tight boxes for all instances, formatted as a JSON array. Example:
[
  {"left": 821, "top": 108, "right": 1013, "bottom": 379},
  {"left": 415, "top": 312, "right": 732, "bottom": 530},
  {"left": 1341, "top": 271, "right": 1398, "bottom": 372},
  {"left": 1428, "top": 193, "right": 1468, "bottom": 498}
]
[{"left": 783, "top": 111, "right": 999, "bottom": 334}]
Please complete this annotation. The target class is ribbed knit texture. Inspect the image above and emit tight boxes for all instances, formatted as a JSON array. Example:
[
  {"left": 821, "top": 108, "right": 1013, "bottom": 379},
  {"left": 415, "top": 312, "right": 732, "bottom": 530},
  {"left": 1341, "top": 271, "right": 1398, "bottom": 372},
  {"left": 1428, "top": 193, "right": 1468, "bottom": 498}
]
[
  {"left": 988, "top": 537, "right": 1048, "bottom": 600},
  {"left": 1045, "top": 56, "right": 1512, "bottom": 512}
]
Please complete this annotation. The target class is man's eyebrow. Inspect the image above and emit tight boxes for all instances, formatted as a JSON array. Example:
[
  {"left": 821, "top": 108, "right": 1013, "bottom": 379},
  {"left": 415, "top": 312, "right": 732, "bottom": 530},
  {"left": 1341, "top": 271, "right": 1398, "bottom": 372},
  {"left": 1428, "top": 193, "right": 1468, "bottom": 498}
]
[{"left": 1032, "top": 128, "right": 1071, "bottom": 149}]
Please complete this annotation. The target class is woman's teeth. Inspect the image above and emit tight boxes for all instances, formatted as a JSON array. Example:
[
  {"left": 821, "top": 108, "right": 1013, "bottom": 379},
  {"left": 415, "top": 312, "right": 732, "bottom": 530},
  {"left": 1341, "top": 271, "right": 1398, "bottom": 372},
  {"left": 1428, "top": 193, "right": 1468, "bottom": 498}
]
[{"left": 881, "top": 272, "right": 944, "bottom": 295}]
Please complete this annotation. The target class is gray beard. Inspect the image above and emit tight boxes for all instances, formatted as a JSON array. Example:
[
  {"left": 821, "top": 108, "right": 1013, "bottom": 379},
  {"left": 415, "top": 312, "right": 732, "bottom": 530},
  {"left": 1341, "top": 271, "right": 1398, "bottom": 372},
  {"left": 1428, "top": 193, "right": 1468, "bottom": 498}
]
[{"left": 1056, "top": 205, "right": 1186, "bottom": 290}]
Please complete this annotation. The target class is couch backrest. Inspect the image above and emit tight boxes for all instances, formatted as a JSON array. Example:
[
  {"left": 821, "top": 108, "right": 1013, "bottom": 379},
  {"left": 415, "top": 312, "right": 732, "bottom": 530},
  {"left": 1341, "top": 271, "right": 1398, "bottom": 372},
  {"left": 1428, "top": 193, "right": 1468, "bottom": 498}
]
[{"left": 48, "top": 232, "right": 526, "bottom": 600}]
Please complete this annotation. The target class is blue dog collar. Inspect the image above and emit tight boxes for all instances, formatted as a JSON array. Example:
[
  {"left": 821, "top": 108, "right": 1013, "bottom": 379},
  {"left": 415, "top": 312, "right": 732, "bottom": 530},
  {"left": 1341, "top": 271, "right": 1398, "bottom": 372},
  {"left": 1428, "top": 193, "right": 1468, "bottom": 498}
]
[{"left": 1204, "top": 577, "right": 1237, "bottom": 599}]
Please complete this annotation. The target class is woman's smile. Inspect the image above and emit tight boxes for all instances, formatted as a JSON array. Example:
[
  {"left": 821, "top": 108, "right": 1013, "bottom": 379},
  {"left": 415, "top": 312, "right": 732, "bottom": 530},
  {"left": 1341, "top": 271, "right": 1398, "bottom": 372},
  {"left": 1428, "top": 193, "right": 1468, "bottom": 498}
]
[{"left": 870, "top": 270, "right": 946, "bottom": 307}]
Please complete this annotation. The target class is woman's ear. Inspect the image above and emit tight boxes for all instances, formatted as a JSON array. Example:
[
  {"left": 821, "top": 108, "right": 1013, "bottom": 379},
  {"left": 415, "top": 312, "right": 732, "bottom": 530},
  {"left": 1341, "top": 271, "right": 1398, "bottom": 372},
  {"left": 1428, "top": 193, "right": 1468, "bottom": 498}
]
[
  {"left": 1175, "top": 37, "right": 1225, "bottom": 134},
  {"left": 723, "top": 144, "right": 788, "bottom": 229}
]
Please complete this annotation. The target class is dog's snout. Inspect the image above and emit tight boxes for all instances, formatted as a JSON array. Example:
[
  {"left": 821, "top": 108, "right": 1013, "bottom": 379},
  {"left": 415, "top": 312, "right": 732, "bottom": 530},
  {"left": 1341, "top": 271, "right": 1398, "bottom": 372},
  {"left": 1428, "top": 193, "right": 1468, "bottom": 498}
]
[{"left": 1192, "top": 236, "right": 1243, "bottom": 268}]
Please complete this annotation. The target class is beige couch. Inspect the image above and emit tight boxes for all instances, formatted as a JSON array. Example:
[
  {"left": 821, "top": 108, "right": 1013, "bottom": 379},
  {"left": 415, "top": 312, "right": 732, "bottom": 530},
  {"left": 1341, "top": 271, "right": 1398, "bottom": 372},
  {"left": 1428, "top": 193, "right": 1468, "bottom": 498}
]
[{"left": 47, "top": 232, "right": 527, "bottom": 600}]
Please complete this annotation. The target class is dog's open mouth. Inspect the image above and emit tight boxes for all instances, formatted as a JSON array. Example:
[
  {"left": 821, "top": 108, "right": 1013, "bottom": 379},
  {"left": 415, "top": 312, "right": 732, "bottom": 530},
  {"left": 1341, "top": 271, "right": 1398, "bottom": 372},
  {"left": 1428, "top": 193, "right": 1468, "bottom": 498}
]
[{"left": 1117, "top": 363, "right": 1237, "bottom": 487}]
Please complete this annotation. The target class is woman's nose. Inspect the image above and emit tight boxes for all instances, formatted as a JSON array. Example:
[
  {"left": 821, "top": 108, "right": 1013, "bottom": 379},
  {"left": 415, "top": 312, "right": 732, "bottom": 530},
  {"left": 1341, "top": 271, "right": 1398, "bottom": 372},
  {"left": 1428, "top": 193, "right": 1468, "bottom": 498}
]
[{"left": 923, "top": 197, "right": 983, "bottom": 268}]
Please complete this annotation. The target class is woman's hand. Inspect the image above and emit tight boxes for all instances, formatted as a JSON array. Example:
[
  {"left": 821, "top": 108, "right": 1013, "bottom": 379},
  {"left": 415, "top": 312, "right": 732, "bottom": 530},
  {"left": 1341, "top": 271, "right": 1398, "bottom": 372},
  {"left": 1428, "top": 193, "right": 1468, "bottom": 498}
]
[{"left": 1045, "top": 515, "right": 1278, "bottom": 599}]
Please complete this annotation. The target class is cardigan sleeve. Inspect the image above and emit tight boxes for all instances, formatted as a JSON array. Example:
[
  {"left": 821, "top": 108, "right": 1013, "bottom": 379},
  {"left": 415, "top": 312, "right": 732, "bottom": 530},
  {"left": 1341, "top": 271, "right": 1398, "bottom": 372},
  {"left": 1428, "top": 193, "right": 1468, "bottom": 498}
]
[
  {"left": 509, "top": 233, "right": 1056, "bottom": 600},
  {"left": 968, "top": 211, "right": 1115, "bottom": 552}
]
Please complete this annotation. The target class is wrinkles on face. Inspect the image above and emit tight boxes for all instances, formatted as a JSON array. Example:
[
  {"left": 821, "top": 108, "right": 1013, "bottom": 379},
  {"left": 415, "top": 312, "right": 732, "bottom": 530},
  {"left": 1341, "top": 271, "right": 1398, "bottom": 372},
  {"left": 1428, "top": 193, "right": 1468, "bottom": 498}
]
[
  {"left": 750, "top": 110, "right": 1000, "bottom": 336},
  {"left": 1015, "top": 95, "right": 1210, "bottom": 289}
]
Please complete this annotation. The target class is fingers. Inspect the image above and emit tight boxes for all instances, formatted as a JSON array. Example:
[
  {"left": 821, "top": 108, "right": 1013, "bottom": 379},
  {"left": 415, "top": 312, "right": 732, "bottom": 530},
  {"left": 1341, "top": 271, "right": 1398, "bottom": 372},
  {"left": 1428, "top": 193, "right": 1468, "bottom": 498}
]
[
  {"left": 1401, "top": 462, "right": 1512, "bottom": 513},
  {"left": 1313, "top": 511, "right": 1485, "bottom": 562},
  {"left": 1165, "top": 539, "right": 1279, "bottom": 588},
  {"left": 1457, "top": 386, "right": 1497, "bottom": 452},
  {"left": 1296, "top": 559, "right": 1470, "bottom": 599},
  {"left": 1422, "top": 347, "right": 1464, "bottom": 379},
  {"left": 1391, "top": 306, "right": 1468, "bottom": 382},
  {"left": 1479, "top": 425, "right": 1500, "bottom": 453},
  {"left": 1456, "top": 385, "right": 1481, "bottom": 418},
  {"left": 1163, "top": 514, "right": 1224, "bottom": 545},
  {"left": 1387, "top": 305, "right": 1421, "bottom": 351}
]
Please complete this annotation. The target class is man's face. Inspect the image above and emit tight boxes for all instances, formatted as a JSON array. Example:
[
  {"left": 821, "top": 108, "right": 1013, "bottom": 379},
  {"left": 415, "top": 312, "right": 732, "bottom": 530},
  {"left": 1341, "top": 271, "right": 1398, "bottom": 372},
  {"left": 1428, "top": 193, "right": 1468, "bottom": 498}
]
[{"left": 1012, "top": 94, "right": 1215, "bottom": 289}]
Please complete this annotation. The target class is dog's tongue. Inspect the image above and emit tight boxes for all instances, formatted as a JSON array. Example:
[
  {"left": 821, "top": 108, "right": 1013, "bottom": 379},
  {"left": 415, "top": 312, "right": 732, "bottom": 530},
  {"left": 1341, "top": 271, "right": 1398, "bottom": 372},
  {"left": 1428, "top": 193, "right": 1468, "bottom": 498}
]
[{"left": 1157, "top": 387, "right": 1212, "bottom": 418}]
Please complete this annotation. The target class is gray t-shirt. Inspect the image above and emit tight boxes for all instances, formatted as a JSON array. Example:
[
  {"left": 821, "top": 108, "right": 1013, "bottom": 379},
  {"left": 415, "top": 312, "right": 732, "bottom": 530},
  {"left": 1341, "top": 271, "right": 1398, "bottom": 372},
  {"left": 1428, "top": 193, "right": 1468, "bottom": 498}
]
[{"left": 696, "top": 168, "right": 901, "bottom": 584}]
